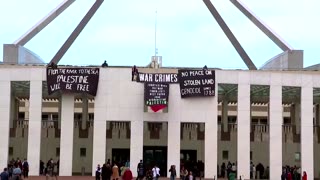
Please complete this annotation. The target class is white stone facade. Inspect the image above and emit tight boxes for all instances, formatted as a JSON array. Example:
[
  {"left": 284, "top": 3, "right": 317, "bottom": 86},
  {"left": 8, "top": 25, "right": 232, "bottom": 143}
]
[{"left": 0, "top": 66, "right": 319, "bottom": 179}]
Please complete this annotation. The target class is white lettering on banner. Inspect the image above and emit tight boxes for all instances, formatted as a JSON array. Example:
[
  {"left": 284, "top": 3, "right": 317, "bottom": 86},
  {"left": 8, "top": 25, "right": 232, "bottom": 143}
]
[
  {"left": 181, "top": 88, "right": 201, "bottom": 95},
  {"left": 139, "top": 73, "right": 178, "bottom": 83},
  {"left": 50, "top": 83, "right": 60, "bottom": 91},
  {"left": 66, "top": 84, "right": 72, "bottom": 90},
  {"left": 184, "top": 80, "right": 201, "bottom": 86},
  {"left": 189, "top": 70, "right": 204, "bottom": 76},
  {"left": 201, "top": 79, "right": 214, "bottom": 85},
  {"left": 77, "top": 84, "right": 90, "bottom": 92},
  {"left": 48, "top": 69, "right": 59, "bottom": 75},
  {"left": 178, "top": 69, "right": 215, "bottom": 98},
  {"left": 46, "top": 68, "right": 99, "bottom": 96},
  {"left": 56, "top": 75, "right": 89, "bottom": 84}
]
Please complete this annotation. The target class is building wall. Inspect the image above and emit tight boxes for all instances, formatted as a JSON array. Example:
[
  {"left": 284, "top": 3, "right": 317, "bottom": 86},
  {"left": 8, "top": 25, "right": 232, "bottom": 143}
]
[
  {"left": 1, "top": 66, "right": 320, "bottom": 179},
  {"left": 8, "top": 124, "right": 320, "bottom": 177}
]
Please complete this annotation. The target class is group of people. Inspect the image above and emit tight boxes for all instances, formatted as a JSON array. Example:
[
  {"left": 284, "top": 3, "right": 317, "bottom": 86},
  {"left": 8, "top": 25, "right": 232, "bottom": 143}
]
[
  {"left": 0, "top": 158, "right": 60, "bottom": 180},
  {"left": 0, "top": 158, "right": 29, "bottom": 180},
  {"left": 39, "top": 158, "right": 59, "bottom": 177},
  {"left": 130, "top": 160, "right": 163, "bottom": 180},
  {"left": 281, "top": 165, "right": 307, "bottom": 180},
  {"left": 180, "top": 160, "right": 204, "bottom": 180},
  {"left": 95, "top": 159, "right": 132, "bottom": 180}
]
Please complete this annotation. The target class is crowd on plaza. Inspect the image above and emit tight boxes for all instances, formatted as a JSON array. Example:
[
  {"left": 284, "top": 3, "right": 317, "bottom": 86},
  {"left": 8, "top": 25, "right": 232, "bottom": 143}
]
[
  {"left": 0, "top": 158, "right": 308, "bottom": 180},
  {"left": 0, "top": 158, "right": 29, "bottom": 180},
  {"left": 0, "top": 157, "right": 59, "bottom": 180}
]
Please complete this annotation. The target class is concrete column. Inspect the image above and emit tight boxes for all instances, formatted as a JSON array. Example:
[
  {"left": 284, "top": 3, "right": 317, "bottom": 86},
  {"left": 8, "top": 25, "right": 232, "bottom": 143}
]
[
  {"left": 167, "top": 121, "right": 180, "bottom": 178},
  {"left": 205, "top": 120, "right": 217, "bottom": 179},
  {"left": 92, "top": 92, "right": 107, "bottom": 176},
  {"left": 92, "top": 120, "right": 106, "bottom": 175},
  {"left": 294, "top": 102, "right": 301, "bottom": 134},
  {"left": 237, "top": 76, "right": 250, "bottom": 179},
  {"left": 222, "top": 99, "right": 228, "bottom": 132},
  {"left": 301, "top": 85, "right": 314, "bottom": 180},
  {"left": 59, "top": 94, "right": 75, "bottom": 176},
  {"left": 82, "top": 97, "right": 88, "bottom": 129},
  {"left": 27, "top": 80, "right": 42, "bottom": 176},
  {"left": 0, "top": 81, "right": 11, "bottom": 169},
  {"left": 205, "top": 93, "right": 218, "bottom": 179},
  {"left": 269, "top": 84, "right": 282, "bottom": 180},
  {"left": 130, "top": 120, "right": 144, "bottom": 177},
  {"left": 58, "top": 98, "right": 62, "bottom": 128}
]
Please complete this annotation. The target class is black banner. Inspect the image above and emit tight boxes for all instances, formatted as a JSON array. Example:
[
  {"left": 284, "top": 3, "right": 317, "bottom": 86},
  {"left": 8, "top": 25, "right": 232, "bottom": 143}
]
[
  {"left": 137, "top": 73, "right": 178, "bottom": 83},
  {"left": 144, "top": 83, "right": 169, "bottom": 106},
  {"left": 178, "top": 69, "right": 215, "bottom": 98},
  {"left": 46, "top": 68, "right": 99, "bottom": 96}
]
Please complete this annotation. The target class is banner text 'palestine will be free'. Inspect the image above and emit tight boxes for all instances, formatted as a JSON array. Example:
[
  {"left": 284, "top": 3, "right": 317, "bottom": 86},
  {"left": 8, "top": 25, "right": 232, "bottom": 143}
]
[{"left": 46, "top": 68, "right": 99, "bottom": 96}]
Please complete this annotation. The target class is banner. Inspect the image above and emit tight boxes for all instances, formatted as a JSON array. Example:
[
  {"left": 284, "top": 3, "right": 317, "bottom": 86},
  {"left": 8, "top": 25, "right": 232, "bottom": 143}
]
[
  {"left": 46, "top": 68, "right": 99, "bottom": 96},
  {"left": 178, "top": 69, "right": 215, "bottom": 98},
  {"left": 137, "top": 73, "right": 178, "bottom": 83},
  {"left": 144, "top": 83, "right": 169, "bottom": 112}
]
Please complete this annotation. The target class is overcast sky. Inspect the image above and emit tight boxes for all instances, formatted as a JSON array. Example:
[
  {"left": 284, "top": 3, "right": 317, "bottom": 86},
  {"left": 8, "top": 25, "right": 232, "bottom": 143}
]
[{"left": 0, "top": 0, "right": 319, "bottom": 69}]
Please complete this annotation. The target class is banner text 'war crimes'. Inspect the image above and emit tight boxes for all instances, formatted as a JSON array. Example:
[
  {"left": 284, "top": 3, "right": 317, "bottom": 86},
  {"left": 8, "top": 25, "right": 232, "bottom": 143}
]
[{"left": 47, "top": 68, "right": 99, "bottom": 96}]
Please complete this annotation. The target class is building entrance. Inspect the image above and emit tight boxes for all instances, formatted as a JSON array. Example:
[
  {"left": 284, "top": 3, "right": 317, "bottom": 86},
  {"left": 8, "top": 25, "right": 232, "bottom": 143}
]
[
  {"left": 180, "top": 150, "right": 197, "bottom": 171},
  {"left": 143, "top": 146, "right": 167, "bottom": 177},
  {"left": 112, "top": 148, "right": 130, "bottom": 165}
]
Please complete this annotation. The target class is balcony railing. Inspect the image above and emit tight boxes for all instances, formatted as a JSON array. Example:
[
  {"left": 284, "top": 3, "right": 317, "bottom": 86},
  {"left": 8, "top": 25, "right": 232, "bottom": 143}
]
[{"left": 15, "top": 119, "right": 29, "bottom": 128}]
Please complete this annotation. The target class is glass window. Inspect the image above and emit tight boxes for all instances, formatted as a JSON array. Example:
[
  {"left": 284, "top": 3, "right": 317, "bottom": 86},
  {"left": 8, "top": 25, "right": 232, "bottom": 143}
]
[
  {"left": 56, "top": 147, "right": 60, "bottom": 157},
  {"left": 295, "top": 152, "right": 300, "bottom": 161},
  {"left": 80, "top": 148, "right": 86, "bottom": 157},
  {"left": 222, "top": 151, "right": 228, "bottom": 160}
]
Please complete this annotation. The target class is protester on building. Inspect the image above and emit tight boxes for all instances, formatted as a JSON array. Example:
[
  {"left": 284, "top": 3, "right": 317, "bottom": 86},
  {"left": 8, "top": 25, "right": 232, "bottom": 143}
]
[
  {"left": 96, "top": 164, "right": 102, "bottom": 180},
  {"left": 0, "top": 168, "right": 9, "bottom": 180},
  {"left": 112, "top": 163, "right": 119, "bottom": 180},
  {"left": 137, "top": 160, "right": 144, "bottom": 180},
  {"left": 122, "top": 167, "right": 133, "bottom": 180},
  {"left": 152, "top": 165, "right": 160, "bottom": 180},
  {"left": 102, "top": 60, "right": 108, "bottom": 67},
  {"left": 302, "top": 171, "right": 307, "bottom": 180},
  {"left": 131, "top": 65, "right": 139, "bottom": 81},
  {"left": 22, "top": 158, "right": 29, "bottom": 178},
  {"left": 169, "top": 165, "right": 176, "bottom": 180}
]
